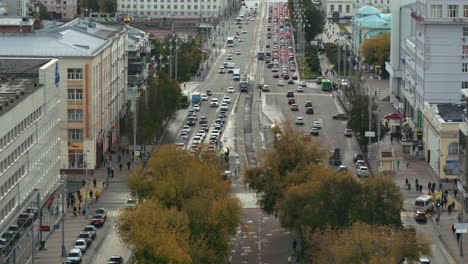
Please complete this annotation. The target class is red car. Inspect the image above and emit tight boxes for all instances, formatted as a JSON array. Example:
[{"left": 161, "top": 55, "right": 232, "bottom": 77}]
[
  {"left": 273, "top": 73, "right": 279, "bottom": 78},
  {"left": 306, "top": 107, "right": 314, "bottom": 114},
  {"left": 288, "top": 98, "right": 296, "bottom": 104},
  {"left": 384, "top": 112, "right": 405, "bottom": 119},
  {"left": 91, "top": 214, "right": 106, "bottom": 227}
]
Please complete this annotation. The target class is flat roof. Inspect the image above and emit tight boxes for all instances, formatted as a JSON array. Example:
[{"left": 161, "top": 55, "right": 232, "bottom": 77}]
[{"left": 0, "top": 17, "right": 34, "bottom": 26}]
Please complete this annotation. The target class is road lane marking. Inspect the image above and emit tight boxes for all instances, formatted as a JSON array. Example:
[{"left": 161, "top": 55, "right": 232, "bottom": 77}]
[{"left": 263, "top": 93, "right": 333, "bottom": 96}]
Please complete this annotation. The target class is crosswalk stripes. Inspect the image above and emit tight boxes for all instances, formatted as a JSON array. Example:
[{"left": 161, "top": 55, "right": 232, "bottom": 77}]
[
  {"left": 107, "top": 210, "right": 121, "bottom": 217},
  {"left": 400, "top": 211, "right": 413, "bottom": 217}
]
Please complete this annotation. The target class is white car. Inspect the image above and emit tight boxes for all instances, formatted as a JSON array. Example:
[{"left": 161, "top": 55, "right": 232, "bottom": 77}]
[
  {"left": 223, "top": 96, "right": 231, "bottom": 104},
  {"left": 300, "top": 81, "right": 307, "bottom": 87},
  {"left": 220, "top": 103, "right": 229, "bottom": 110},
  {"left": 74, "top": 239, "right": 88, "bottom": 253},
  {"left": 201, "top": 94, "right": 208, "bottom": 101},
  {"left": 278, "top": 80, "right": 285, "bottom": 86},
  {"left": 182, "top": 125, "right": 190, "bottom": 133},
  {"left": 193, "top": 136, "right": 202, "bottom": 144},
  {"left": 357, "top": 166, "right": 369, "bottom": 177},
  {"left": 236, "top": 50, "right": 241, "bottom": 55},
  {"left": 180, "top": 131, "right": 189, "bottom": 140},
  {"left": 312, "top": 121, "right": 321, "bottom": 129},
  {"left": 239, "top": 38, "right": 244, "bottom": 42},
  {"left": 356, "top": 160, "right": 366, "bottom": 169},
  {"left": 210, "top": 98, "right": 219, "bottom": 107},
  {"left": 67, "top": 248, "right": 83, "bottom": 263},
  {"left": 228, "top": 87, "right": 235, "bottom": 93},
  {"left": 296, "top": 86, "right": 304, "bottom": 92},
  {"left": 242, "top": 30, "right": 247, "bottom": 34},
  {"left": 193, "top": 104, "right": 200, "bottom": 111},
  {"left": 295, "top": 117, "right": 304, "bottom": 125}
]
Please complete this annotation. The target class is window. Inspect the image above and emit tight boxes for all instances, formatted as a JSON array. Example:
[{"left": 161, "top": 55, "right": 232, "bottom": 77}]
[
  {"left": 67, "top": 68, "right": 83, "bottom": 80},
  {"left": 462, "top": 82, "right": 468, "bottom": 89},
  {"left": 463, "top": 63, "right": 468, "bottom": 72},
  {"left": 68, "top": 129, "right": 83, "bottom": 141},
  {"left": 448, "top": 142, "right": 459, "bottom": 156},
  {"left": 464, "top": 45, "right": 468, "bottom": 55},
  {"left": 346, "top": 5, "right": 350, "bottom": 13},
  {"left": 330, "top": 4, "right": 334, "bottom": 12},
  {"left": 154, "top": 4, "right": 157, "bottom": 8},
  {"left": 68, "top": 89, "right": 83, "bottom": 100},
  {"left": 431, "top": 5, "right": 442, "bottom": 18},
  {"left": 448, "top": 5, "right": 458, "bottom": 18},
  {"left": 338, "top": 5, "right": 342, "bottom": 12},
  {"left": 121, "top": 4, "right": 124, "bottom": 7},
  {"left": 68, "top": 109, "right": 83, "bottom": 121},
  {"left": 464, "top": 5, "right": 468, "bottom": 17}
]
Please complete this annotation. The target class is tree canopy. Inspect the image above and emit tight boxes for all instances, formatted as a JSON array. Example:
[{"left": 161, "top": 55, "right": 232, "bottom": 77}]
[
  {"left": 288, "top": 0, "right": 324, "bottom": 42},
  {"left": 361, "top": 32, "right": 390, "bottom": 66},
  {"left": 118, "top": 145, "right": 241, "bottom": 263}
]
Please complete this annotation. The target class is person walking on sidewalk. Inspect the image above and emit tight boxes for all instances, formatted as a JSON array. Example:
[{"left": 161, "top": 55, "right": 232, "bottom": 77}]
[
  {"left": 448, "top": 204, "right": 453, "bottom": 215},
  {"left": 428, "top": 182, "right": 432, "bottom": 191},
  {"left": 436, "top": 216, "right": 440, "bottom": 225},
  {"left": 396, "top": 159, "right": 400, "bottom": 169},
  {"left": 119, "top": 163, "right": 123, "bottom": 171},
  {"left": 93, "top": 178, "right": 97, "bottom": 188},
  {"left": 73, "top": 206, "right": 77, "bottom": 216},
  {"left": 95, "top": 191, "right": 100, "bottom": 201},
  {"left": 127, "top": 161, "right": 131, "bottom": 170},
  {"left": 405, "top": 178, "right": 409, "bottom": 186},
  {"left": 111, "top": 168, "right": 115, "bottom": 178},
  {"left": 454, "top": 189, "right": 458, "bottom": 197}
]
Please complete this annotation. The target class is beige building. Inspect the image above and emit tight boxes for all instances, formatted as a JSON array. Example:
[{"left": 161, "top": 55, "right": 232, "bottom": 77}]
[
  {"left": 423, "top": 103, "right": 464, "bottom": 181},
  {"left": 38, "top": 0, "right": 77, "bottom": 20},
  {"left": 0, "top": 18, "right": 128, "bottom": 172}
]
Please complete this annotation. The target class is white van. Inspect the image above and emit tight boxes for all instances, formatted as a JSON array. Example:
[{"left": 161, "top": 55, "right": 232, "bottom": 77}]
[
  {"left": 414, "top": 195, "right": 434, "bottom": 213},
  {"left": 232, "top": 69, "right": 240, "bottom": 81}
]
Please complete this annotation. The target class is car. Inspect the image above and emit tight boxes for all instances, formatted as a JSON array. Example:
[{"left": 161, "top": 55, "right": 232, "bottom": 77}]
[
  {"left": 353, "top": 153, "right": 364, "bottom": 162},
  {"left": 1, "top": 231, "right": 18, "bottom": 242},
  {"left": 286, "top": 91, "right": 294, "bottom": 97},
  {"left": 228, "top": 87, "right": 235, "bottom": 93},
  {"left": 296, "top": 86, "right": 304, "bottom": 92},
  {"left": 227, "top": 56, "right": 232, "bottom": 60},
  {"left": 262, "top": 84, "right": 270, "bottom": 91},
  {"left": 74, "top": 239, "right": 88, "bottom": 253},
  {"left": 77, "top": 232, "right": 93, "bottom": 246},
  {"left": 206, "top": 89, "right": 212, "bottom": 96},
  {"left": 180, "top": 131, "right": 189, "bottom": 140},
  {"left": 220, "top": 103, "right": 229, "bottom": 110},
  {"left": 236, "top": 50, "right": 241, "bottom": 55},
  {"left": 357, "top": 166, "right": 369, "bottom": 177},
  {"left": 295, "top": 117, "right": 304, "bottom": 125},
  {"left": 384, "top": 112, "right": 405, "bottom": 119},
  {"left": 338, "top": 165, "right": 348, "bottom": 171},
  {"left": 355, "top": 160, "right": 366, "bottom": 168},
  {"left": 17, "top": 212, "right": 33, "bottom": 227},
  {"left": 90, "top": 214, "right": 105, "bottom": 227},
  {"left": 67, "top": 248, "right": 82, "bottom": 264},
  {"left": 300, "top": 81, "right": 307, "bottom": 87},
  {"left": 200, "top": 124, "right": 209, "bottom": 132},
  {"left": 344, "top": 128, "right": 353, "bottom": 137},
  {"left": 288, "top": 79, "right": 294, "bottom": 84},
  {"left": 82, "top": 225, "right": 97, "bottom": 239},
  {"left": 288, "top": 98, "right": 296, "bottom": 105},
  {"left": 283, "top": 73, "right": 290, "bottom": 80},
  {"left": 417, "top": 257, "right": 431, "bottom": 264},
  {"left": 414, "top": 211, "right": 429, "bottom": 222},
  {"left": 193, "top": 104, "right": 200, "bottom": 111},
  {"left": 242, "top": 30, "right": 247, "bottom": 34},
  {"left": 305, "top": 101, "right": 312, "bottom": 108},
  {"left": 210, "top": 98, "right": 219, "bottom": 107},
  {"left": 332, "top": 113, "right": 348, "bottom": 120},
  {"left": 108, "top": 256, "right": 124, "bottom": 264},
  {"left": 273, "top": 73, "right": 279, "bottom": 78},
  {"left": 306, "top": 107, "right": 314, "bottom": 114},
  {"left": 239, "top": 38, "right": 244, "bottom": 42},
  {"left": 192, "top": 136, "right": 202, "bottom": 144},
  {"left": 312, "top": 121, "right": 321, "bottom": 129},
  {"left": 187, "top": 118, "right": 196, "bottom": 126},
  {"left": 199, "top": 116, "right": 207, "bottom": 124},
  {"left": 218, "top": 67, "right": 225, "bottom": 74},
  {"left": 0, "top": 238, "right": 10, "bottom": 255},
  {"left": 291, "top": 104, "right": 299, "bottom": 111},
  {"left": 7, "top": 225, "right": 19, "bottom": 240},
  {"left": 310, "top": 128, "right": 319, "bottom": 136},
  {"left": 278, "top": 80, "right": 285, "bottom": 86},
  {"left": 292, "top": 74, "right": 298, "bottom": 80},
  {"left": 125, "top": 198, "right": 137, "bottom": 207},
  {"left": 223, "top": 96, "right": 231, "bottom": 104},
  {"left": 182, "top": 125, "right": 190, "bottom": 133},
  {"left": 201, "top": 94, "right": 208, "bottom": 101}
]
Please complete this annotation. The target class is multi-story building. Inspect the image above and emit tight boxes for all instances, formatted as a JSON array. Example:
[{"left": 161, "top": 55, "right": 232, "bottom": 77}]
[
  {"left": 0, "top": 18, "right": 128, "bottom": 172},
  {"left": 322, "top": 0, "right": 391, "bottom": 19},
  {"left": 0, "top": 58, "right": 62, "bottom": 263},
  {"left": 353, "top": 0, "right": 391, "bottom": 13},
  {"left": 37, "top": 0, "right": 77, "bottom": 20},
  {"left": 5, "top": 0, "right": 29, "bottom": 16},
  {"left": 127, "top": 26, "right": 151, "bottom": 87},
  {"left": 116, "top": 0, "right": 231, "bottom": 20},
  {"left": 0, "top": 17, "right": 34, "bottom": 32},
  {"left": 351, "top": 6, "right": 391, "bottom": 55},
  {"left": 387, "top": 0, "right": 468, "bottom": 142}
]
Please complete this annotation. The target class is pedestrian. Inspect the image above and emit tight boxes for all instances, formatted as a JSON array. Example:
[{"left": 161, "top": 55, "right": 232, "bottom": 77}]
[
  {"left": 82, "top": 205, "right": 86, "bottom": 215},
  {"left": 432, "top": 182, "right": 436, "bottom": 193},
  {"left": 415, "top": 183, "right": 419, "bottom": 192},
  {"left": 436, "top": 216, "right": 440, "bottom": 225},
  {"left": 405, "top": 178, "right": 409, "bottom": 186},
  {"left": 428, "top": 182, "right": 432, "bottom": 190},
  {"left": 95, "top": 191, "right": 100, "bottom": 201},
  {"left": 415, "top": 179, "right": 419, "bottom": 188},
  {"left": 73, "top": 206, "right": 77, "bottom": 216},
  {"left": 78, "top": 205, "right": 81, "bottom": 213},
  {"left": 82, "top": 179, "right": 86, "bottom": 187},
  {"left": 451, "top": 201, "right": 456, "bottom": 209},
  {"left": 292, "top": 239, "right": 297, "bottom": 252},
  {"left": 89, "top": 190, "right": 93, "bottom": 198},
  {"left": 103, "top": 158, "right": 107, "bottom": 167},
  {"left": 127, "top": 161, "right": 131, "bottom": 170},
  {"left": 419, "top": 185, "right": 423, "bottom": 192},
  {"left": 452, "top": 224, "right": 456, "bottom": 235},
  {"left": 119, "top": 163, "right": 123, "bottom": 171},
  {"left": 454, "top": 189, "right": 458, "bottom": 197},
  {"left": 109, "top": 154, "right": 112, "bottom": 162},
  {"left": 444, "top": 189, "right": 449, "bottom": 196},
  {"left": 111, "top": 169, "right": 115, "bottom": 178},
  {"left": 93, "top": 178, "right": 97, "bottom": 188},
  {"left": 455, "top": 178, "right": 458, "bottom": 188},
  {"left": 448, "top": 204, "right": 453, "bottom": 215},
  {"left": 107, "top": 167, "right": 111, "bottom": 177},
  {"left": 106, "top": 178, "right": 109, "bottom": 187},
  {"left": 396, "top": 159, "right": 400, "bottom": 169},
  {"left": 439, "top": 183, "right": 443, "bottom": 190}
]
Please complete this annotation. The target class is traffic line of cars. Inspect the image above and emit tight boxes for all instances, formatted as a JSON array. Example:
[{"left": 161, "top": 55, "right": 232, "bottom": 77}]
[{"left": 64, "top": 208, "right": 122, "bottom": 264}]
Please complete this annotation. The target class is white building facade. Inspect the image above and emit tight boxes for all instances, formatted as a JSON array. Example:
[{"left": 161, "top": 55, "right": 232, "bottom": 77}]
[
  {"left": 387, "top": 0, "right": 468, "bottom": 140},
  {"left": 5, "top": 0, "right": 29, "bottom": 16},
  {"left": 322, "top": 0, "right": 391, "bottom": 18},
  {"left": 117, "top": 0, "right": 229, "bottom": 20},
  {"left": 37, "top": 0, "right": 77, "bottom": 20}
]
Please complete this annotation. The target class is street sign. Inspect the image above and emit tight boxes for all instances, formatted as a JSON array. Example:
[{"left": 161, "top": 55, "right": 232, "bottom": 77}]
[
  {"left": 456, "top": 229, "right": 468, "bottom": 234},
  {"left": 378, "top": 167, "right": 384, "bottom": 172},
  {"left": 365, "top": 131, "right": 375, "bottom": 137},
  {"left": 434, "top": 192, "right": 442, "bottom": 199},
  {"left": 135, "top": 150, "right": 141, "bottom": 157},
  {"left": 454, "top": 223, "right": 468, "bottom": 234}
]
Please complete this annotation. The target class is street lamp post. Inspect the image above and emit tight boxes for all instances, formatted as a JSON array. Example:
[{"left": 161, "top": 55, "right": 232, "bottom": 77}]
[{"left": 61, "top": 173, "right": 67, "bottom": 257}]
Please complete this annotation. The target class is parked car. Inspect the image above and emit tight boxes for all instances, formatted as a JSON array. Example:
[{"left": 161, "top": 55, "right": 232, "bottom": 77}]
[
  {"left": 83, "top": 225, "right": 97, "bottom": 239},
  {"left": 90, "top": 214, "right": 106, "bottom": 227},
  {"left": 344, "top": 128, "right": 353, "bottom": 137},
  {"left": 295, "top": 117, "right": 304, "bottom": 125},
  {"left": 0, "top": 238, "right": 10, "bottom": 255},
  {"left": 357, "top": 166, "right": 369, "bottom": 177},
  {"left": 332, "top": 113, "right": 348, "bottom": 120},
  {"left": 77, "top": 232, "right": 93, "bottom": 246},
  {"left": 353, "top": 153, "right": 364, "bottom": 162},
  {"left": 74, "top": 239, "right": 88, "bottom": 253},
  {"left": 108, "top": 256, "right": 124, "bottom": 264},
  {"left": 67, "top": 248, "right": 82, "bottom": 264}
]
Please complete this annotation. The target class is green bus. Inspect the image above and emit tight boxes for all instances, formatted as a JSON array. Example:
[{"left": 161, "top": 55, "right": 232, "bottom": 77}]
[
  {"left": 321, "top": 79, "right": 332, "bottom": 91},
  {"left": 180, "top": 92, "right": 190, "bottom": 108}
]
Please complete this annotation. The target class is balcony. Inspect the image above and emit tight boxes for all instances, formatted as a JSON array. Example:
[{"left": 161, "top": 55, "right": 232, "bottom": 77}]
[{"left": 412, "top": 12, "right": 468, "bottom": 24}]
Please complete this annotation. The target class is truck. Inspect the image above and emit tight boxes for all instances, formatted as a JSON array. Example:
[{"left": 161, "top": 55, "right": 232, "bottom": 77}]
[
  {"left": 232, "top": 69, "right": 241, "bottom": 81},
  {"left": 240, "top": 75, "right": 249, "bottom": 92},
  {"left": 192, "top": 92, "right": 201, "bottom": 105}
]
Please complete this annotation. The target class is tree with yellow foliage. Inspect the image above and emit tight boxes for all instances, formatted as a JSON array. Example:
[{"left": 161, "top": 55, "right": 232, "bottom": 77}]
[
  {"left": 360, "top": 32, "right": 390, "bottom": 66},
  {"left": 118, "top": 145, "right": 240, "bottom": 263}
]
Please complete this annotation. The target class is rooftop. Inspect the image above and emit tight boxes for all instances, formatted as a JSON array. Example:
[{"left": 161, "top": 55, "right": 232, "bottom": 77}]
[
  {"left": 433, "top": 103, "right": 465, "bottom": 123},
  {"left": 0, "top": 18, "right": 125, "bottom": 57},
  {"left": 0, "top": 17, "right": 34, "bottom": 27}
]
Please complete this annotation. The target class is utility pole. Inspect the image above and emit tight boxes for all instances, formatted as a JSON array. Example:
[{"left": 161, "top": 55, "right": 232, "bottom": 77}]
[
  {"left": 175, "top": 39, "right": 179, "bottom": 81},
  {"left": 169, "top": 44, "right": 173, "bottom": 78},
  {"left": 61, "top": 173, "right": 67, "bottom": 257},
  {"left": 132, "top": 94, "right": 137, "bottom": 166},
  {"left": 368, "top": 87, "right": 372, "bottom": 147}
]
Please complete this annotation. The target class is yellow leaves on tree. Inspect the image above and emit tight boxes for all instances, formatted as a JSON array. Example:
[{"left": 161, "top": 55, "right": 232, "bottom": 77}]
[
  {"left": 120, "top": 145, "right": 240, "bottom": 264},
  {"left": 360, "top": 32, "right": 390, "bottom": 66},
  {"left": 304, "top": 222, "right": 431, "bottom": 264}
]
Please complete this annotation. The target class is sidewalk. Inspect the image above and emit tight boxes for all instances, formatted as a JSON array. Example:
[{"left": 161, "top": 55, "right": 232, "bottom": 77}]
[{"left": 37, "top": 137, "right": 134, "bottom": 263}]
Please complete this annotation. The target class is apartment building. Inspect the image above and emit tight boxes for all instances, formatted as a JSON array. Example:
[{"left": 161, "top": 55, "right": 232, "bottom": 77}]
[
  {"left": 116, "top": 0, "right": 230, "bottom": 20},
  {"left": 0, "top": 1, "right": 6, "bottom": 15},
  {"left": 0, "top": 58, "right": 62, "bottom": 263},
  {"left": 0, "top": 18, "right": 128, "bottom": 172},
  {"left": 387, "top": 0, "right": 468, "bottom": 142},
  {"left": 37, "top": 0, "right": 77, "bottom": 20},
  {"left": 322, "top": 0, "right": 391, "bottom": 19},
  {"left": 5, "top": 0, "right": 29, "bottom": 16}
]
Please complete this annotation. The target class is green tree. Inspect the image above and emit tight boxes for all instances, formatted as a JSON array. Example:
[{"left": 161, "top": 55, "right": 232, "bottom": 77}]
[
  {"left": 121, "top": 145, "right": 241, "bottom": 263},
  {"left": 303, "top": 222, "right": 431, "bottom": 264},
  {"left": 361, "top": 32, "right": 391, "bottom": 78},
  {"left": 288, "top": 0, "right": 324, "bottom": 42}
]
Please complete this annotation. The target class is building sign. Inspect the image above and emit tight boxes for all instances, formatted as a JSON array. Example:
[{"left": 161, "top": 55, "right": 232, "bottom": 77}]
[
  {"left": 446, "top": 160, "right": 459, "bottom": 175},
  {"left": 417, "top": 110, "right": 423, "bottom": 129},
  {"left": 69, "top": 141, "right": 83, "bottom": 150}
]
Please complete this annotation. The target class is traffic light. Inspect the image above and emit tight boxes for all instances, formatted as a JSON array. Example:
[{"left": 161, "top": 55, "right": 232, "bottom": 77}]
[{"left": 436, "top": 199, "right": 441, "bottom": 207}]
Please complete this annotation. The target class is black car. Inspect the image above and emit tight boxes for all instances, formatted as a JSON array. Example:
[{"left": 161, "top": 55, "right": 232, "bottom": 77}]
[
  {"left": 187, "top": 119, "right": 196, "bottom": 126},
  {"left": 306, "top": 107, "right": 314, "bottom": 114},
  {"left": 414, "top": 211, "right": 429, "bottom": 222},
  {"left": 206, "top": 90, "right": 212, "bottom": 96},
  {"left": 353, "top": 153, "right": 364, "bottom": 163},
  {"left": 108, "top": 256, "right": 123, "bottom": 264},
  {"left": 199, "top": 117, "right": 207, "bottom": 124},
  {"left": 305, "top": 101, "right": 313, "bottom": 108}
]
